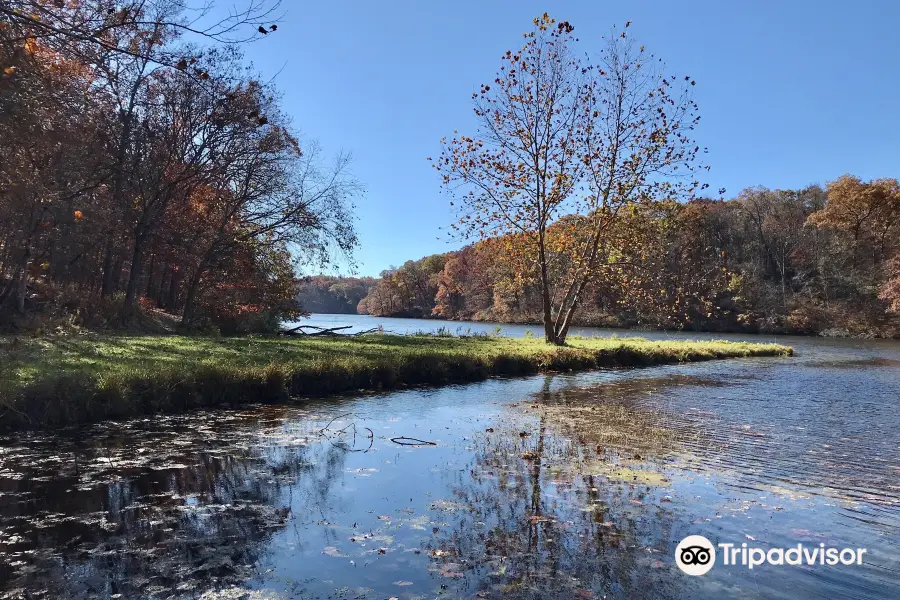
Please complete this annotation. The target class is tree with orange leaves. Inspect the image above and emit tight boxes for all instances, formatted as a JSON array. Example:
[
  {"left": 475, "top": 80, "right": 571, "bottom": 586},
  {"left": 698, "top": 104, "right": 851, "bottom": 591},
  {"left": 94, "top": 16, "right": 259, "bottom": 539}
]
[
  {"left": 807, "top": 175, "right": 900, "bottom": 269},
  {"left": 0, "top": 1, "right": 360, "bottom": 332}
]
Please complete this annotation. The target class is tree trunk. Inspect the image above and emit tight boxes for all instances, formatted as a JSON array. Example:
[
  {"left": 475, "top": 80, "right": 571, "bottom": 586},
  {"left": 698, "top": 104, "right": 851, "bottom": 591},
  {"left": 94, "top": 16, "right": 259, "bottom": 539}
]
[
  {"left": 181, "top": 268, "right": 204, "bottom": 327},
  {"left": 15, "top": 257, "right": 28, "bottom": 314},
  {"left": 556, "top": 273, "right": 594, "bottom": 345},
  {"left": 167, "top": 266, "right": 182, "bottom": 312},
  {"left": 158, "top": 264, "right": 171, "bottom": 308},
  {"left": 552, "top": 213, "right": 613, "bottom": 345},
  {"left": 145, "top": 253, "right": 155, "bottom": 297},
  {"left": 122, "top": 230, "right": 148, "bottom": 322},
  {"left": 780, "top": 246, "right": 787, "bottom": 308},
  {"left": 537, "top": 236, "right": 559, "bottom": 344}
]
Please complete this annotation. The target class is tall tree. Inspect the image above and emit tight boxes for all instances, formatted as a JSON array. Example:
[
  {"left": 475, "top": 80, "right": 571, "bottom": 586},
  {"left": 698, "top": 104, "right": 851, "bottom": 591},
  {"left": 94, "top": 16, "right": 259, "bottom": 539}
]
[
  {"left": 551, "top": 25, "right": 704, "bottom": 342},
  {"left": 434, "top": 15, "right": 704, "bottom": 344}
]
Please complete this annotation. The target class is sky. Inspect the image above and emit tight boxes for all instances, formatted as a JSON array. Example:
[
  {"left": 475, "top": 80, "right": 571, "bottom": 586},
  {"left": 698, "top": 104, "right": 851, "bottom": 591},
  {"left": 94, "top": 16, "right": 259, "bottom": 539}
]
[{"left": 214, "top": 0, "right": 899, "bottom": 277}]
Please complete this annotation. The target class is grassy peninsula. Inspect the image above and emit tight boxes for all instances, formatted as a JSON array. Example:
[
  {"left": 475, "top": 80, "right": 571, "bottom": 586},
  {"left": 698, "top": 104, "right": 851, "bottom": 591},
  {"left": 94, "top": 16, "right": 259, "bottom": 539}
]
[{"left": 0, "top": 333, "right": 792, "bottom": 431}]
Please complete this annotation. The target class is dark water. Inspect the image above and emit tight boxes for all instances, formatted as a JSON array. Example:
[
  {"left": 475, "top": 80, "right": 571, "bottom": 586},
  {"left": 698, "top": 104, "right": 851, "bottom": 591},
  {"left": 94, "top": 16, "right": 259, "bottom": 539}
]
[{"left": 1, "top": 322, "right": 899, "bottom": 598}]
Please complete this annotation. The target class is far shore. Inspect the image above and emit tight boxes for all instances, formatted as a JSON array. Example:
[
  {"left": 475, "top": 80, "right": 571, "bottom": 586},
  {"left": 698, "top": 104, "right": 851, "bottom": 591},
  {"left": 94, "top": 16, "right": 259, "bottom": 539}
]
[{"left": 306, "top": 311, "right": 880, "bottom": 339}]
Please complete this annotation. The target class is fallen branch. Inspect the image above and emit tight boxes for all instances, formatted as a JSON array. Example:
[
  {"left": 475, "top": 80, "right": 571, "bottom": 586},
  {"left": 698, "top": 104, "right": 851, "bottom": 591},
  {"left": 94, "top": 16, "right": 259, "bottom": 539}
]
[
  {"left": 297, "top": 325, "right": 353, "bottom": 332},
  {"left": 390, "top": 437, "right": 437, "bottom": 446},
  {"left": 314, "top": 413, "right": 376, "bottom": 453},
  {"left": 353, "top": 327, "right": 384, "bottom": 336},
  {"left": 350, "top": 427, "right": 375, "bottom": 453},
  {"left": 317, "top": 412, "right": 351, "bottom": 435},
  {"left": 280, "top": 324, "right": 355, "bottom": 336}
]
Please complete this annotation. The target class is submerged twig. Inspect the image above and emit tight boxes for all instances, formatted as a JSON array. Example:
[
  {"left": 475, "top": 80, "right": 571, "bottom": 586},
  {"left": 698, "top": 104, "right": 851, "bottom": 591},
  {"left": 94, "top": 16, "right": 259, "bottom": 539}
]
[
  {"left": 390, "top": 437, "right": 437, "bottom": 446},
  {"left": 348, "top": 427, "right": 375, "bottom": 453},
  {"left": 317, "top": 412, "right": 351, "bottom": 435},
  {"left": 314, "top": 413, "right": 375, "bottom": 453}
]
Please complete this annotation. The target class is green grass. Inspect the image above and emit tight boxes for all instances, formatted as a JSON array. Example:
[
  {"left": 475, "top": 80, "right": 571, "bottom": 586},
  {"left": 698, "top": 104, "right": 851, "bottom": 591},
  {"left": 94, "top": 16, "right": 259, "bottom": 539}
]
[{"left": 0, "top": 333, "right": 792, "bottom": 431}]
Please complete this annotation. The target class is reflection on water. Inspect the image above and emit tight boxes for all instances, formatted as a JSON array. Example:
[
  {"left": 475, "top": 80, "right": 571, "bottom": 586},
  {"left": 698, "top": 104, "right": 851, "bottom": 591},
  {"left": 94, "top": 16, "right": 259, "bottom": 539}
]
[
  {"left": 0, "top": 411, "right": 334, "bottom": 598},
  {"left": 1, "top": 336, "right": 899, "bottom": 598}
]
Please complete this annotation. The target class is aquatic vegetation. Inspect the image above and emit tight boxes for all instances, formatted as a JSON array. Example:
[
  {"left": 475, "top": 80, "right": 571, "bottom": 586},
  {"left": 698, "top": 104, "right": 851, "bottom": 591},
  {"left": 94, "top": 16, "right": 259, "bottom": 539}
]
[{"left": 0, "top": 334, "right": 791, "bottom": 431}]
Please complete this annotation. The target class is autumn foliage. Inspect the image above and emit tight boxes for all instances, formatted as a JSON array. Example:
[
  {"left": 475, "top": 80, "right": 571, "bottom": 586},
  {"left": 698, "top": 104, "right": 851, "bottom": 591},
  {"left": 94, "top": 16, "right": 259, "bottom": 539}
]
[
  {"left": 432, "top": 15, "right": 705, "bottom": 343},
  {"left": 358, "top": 177, "right": 900, "bottom": 337},
  {"left": 0, "top": 1, "right": 359, "bottom": 332}
]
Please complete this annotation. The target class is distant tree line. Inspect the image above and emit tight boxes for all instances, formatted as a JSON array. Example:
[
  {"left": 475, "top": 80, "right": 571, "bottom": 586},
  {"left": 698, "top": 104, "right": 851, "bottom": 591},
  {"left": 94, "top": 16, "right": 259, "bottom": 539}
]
[
  {"left": 357, "top": 177, "right": 900, "bottom": 337},
  {"left": 0, "top": 1, "right": 359, "bottom": 333},
  {"left": 296, "top": 276, "right": 375, "bottom": 314},
  {"left": 416, "top": 14, "right": 900, "bottom": 340}
]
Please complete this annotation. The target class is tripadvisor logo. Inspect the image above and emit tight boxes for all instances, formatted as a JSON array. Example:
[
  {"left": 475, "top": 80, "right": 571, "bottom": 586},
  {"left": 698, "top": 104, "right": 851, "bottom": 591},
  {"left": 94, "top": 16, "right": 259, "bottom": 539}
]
[
  {"left": 676, "top": 535, "right": 716, "bottom": 576},
  {"left": 675, "top": 535, "right": 868, "bottom": 575}
]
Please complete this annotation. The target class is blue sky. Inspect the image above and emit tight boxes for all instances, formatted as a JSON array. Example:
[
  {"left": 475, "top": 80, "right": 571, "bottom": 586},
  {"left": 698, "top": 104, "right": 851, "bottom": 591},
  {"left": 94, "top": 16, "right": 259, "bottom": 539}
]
[{"left": 225, "top": 0, "right": 899, "bottom": 277}]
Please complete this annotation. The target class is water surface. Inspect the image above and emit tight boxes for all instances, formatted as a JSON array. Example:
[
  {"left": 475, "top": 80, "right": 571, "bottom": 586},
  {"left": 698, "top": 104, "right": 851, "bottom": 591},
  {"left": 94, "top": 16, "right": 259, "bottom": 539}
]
[
  {"left": 1, "top": 321, "right": 898, "bottom": 598},
  {"left": 294, "top": 313, "right": 792, "bottom": 341}
]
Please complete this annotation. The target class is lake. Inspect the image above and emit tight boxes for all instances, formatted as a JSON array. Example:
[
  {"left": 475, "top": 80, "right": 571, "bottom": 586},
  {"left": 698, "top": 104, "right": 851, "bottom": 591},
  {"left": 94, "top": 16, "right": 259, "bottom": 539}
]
[
  {"left": 0, "top": 315, "right": 898, "bottom": 598},
  {"left": 294, "top": 313, "right": 794, "bottom": 341}
]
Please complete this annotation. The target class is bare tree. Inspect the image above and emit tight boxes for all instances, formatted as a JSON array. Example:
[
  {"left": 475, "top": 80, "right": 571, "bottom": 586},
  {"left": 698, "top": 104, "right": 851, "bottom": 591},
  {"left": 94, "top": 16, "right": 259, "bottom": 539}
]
[
  {"left": 0, "top": 0, "right": 282, "bottom": 73},
  {"left": 436, "top": 15, "right": 705, "bottom": 344}
]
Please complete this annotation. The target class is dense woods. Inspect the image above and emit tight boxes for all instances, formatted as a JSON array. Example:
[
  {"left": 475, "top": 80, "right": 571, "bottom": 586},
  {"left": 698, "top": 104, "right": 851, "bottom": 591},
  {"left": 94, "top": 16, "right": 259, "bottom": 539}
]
[
  {"left": 357, "top": 178, "right": 900, "bottom": 337},
  {"left": 0, "top": 0, "right": 358, "bottom": 332}
]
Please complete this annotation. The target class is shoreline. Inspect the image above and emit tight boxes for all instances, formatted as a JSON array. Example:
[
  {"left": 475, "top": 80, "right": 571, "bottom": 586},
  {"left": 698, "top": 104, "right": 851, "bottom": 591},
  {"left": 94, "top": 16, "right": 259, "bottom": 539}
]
[
  {"left": 345, "top": 313, "right": 893, "bottom": 339},
  {"left": 0, "top": 333, "right": 792, "bottom": 432}
]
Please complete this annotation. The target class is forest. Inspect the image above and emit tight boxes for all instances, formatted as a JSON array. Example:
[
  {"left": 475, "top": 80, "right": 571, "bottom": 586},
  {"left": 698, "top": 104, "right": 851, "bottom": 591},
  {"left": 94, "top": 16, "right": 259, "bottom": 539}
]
[
  {"left": 0, "top": 0, "right": 358, "bottom": 333},
  {"left": 4, "top": 5, "right": 899, "bottom": 339},
  {"left": 0, "top": 7, "right": 892, "bottom": 600},
  {"left": 352, "top": 179, "right": 900, "bottom": 337}
]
